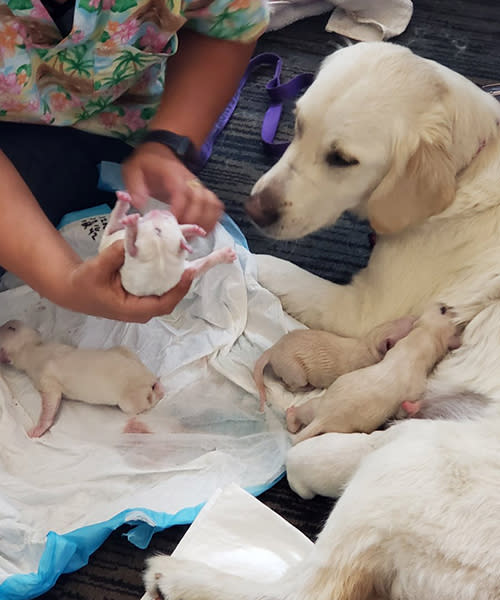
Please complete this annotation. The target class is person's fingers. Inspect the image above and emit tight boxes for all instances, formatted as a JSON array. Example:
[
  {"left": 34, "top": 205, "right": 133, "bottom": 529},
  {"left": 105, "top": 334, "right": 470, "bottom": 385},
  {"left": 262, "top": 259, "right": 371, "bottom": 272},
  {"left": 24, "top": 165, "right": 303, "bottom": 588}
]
[
  {"left": 166, "top": 183, "right": 189, "bottom": 223},
  {"left": 122, "top": 160, "right": 149, "bottom": 210},
  {"left": 181, "top": 189, "right": 204, "bottom": 226},
  {"left": 183, "top": 189, "right": 223, "bottom": 232},
  {"left": 203, "top": 192, "right": 224, "bottom": 232},
  {"left": 94, "top": 240, "right": 125, "bottom": 276}
]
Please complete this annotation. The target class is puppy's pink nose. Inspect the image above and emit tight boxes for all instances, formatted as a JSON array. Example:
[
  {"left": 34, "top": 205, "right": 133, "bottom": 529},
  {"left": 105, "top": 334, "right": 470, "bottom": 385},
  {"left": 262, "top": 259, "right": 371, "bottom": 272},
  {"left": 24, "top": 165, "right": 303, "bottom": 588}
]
[{"left": 245, "top": 190, "right": 280, "bottom": 228}]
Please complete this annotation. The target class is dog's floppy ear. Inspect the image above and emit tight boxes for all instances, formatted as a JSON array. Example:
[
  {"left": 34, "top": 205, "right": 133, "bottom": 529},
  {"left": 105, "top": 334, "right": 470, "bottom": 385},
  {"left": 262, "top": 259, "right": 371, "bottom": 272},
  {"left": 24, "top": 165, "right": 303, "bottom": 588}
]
[{"left": 366, "top": 138, "right": 456, "bottom": 234}]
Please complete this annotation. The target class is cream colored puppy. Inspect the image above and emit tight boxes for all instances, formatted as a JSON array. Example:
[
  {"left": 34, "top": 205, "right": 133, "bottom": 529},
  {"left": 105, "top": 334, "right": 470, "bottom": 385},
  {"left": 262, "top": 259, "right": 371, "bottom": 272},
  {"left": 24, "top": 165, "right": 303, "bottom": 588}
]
[
  {"left": 286, "top": 303, "right": 461, "bottom": 442},
  {"left": 99, "top": 191, "right": 236, "bottom": 297},
  {"left": 253, "top": 316, "right": 415, "bottom": 409},
  {"left": 0, "top": 320, "right": 164, "bottom": 438}
]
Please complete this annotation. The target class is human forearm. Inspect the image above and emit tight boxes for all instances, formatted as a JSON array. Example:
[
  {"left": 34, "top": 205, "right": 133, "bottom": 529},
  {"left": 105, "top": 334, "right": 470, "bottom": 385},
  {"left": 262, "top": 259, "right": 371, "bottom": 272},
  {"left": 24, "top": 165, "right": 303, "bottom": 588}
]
[
  {"left": 150, "top": 29, "right": 256, "bottom": 148},
  {"left": 0, "top": 150, "right": 82, "bottom": 305},
  {"left": 0, "top": 150, "right": 192, "bottom": 322}
]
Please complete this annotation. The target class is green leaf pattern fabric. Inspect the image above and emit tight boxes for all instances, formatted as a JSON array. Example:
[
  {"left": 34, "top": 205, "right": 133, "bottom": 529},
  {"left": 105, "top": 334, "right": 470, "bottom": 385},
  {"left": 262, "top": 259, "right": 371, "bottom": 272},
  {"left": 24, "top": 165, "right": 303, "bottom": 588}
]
[{"left": 0, "top": 0, "right": 269, "bottom": 140}]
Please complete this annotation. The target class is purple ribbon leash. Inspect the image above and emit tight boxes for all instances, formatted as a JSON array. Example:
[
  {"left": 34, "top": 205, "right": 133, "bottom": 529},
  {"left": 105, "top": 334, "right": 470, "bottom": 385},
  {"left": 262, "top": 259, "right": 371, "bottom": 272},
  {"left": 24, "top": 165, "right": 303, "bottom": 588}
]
[{"left": 198, "top": 53, "right": 314, "bottom": 169}]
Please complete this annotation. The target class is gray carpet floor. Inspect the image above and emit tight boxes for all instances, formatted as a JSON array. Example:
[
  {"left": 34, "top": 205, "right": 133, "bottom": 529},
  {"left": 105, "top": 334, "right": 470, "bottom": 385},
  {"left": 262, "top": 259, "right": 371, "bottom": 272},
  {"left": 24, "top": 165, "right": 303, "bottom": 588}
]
[{"left": 39, "top": 2, "right": 500, "bottom": 599}]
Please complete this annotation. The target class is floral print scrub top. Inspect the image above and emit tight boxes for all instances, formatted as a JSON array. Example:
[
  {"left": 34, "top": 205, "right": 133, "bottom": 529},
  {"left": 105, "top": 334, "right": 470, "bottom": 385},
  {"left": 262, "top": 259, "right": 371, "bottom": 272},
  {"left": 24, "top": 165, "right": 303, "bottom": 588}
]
[{"left": 0, "top": 0, "right": 269, "bottom": 142}]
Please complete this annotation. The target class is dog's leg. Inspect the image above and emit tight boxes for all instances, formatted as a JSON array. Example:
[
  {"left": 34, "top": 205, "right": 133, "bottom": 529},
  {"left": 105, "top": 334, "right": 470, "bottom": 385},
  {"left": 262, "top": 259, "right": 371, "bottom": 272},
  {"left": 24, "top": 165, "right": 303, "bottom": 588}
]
[
  {"left": 144, "top": 420, "right": 499, "bottom": 600},
  {"left": 256, "top": 255, "right": 361, "bottom": 334},
  {"left": 286, "top": 425, "right": 408, "bottom": 499},
  {"left": 143, "top": 555, "right": 285, "bottom": 600}
]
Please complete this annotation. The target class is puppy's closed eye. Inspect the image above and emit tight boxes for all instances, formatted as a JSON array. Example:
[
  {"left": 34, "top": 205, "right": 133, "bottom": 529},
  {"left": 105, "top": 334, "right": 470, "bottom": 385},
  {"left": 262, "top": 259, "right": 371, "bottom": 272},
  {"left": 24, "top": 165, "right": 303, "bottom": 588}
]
[{"left": 326, "top": 150, "right": 359, "bottom": 168}]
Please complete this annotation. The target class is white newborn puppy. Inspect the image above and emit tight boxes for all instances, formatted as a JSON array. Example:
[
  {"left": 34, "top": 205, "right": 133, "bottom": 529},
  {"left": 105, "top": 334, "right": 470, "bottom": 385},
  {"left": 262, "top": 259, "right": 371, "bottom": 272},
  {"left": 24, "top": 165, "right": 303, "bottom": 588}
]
[
  {"left": 99, "top": 191, "right": 237, "bottom": 296},
  {"left": 0, "top": 320, "right": 164, "bottom": 438},
  {"left": 286, "top": 303, "right": 462, "bottom": 443},
  {"left": 253, "top": 316, "right": 415, "bottom": 410}
]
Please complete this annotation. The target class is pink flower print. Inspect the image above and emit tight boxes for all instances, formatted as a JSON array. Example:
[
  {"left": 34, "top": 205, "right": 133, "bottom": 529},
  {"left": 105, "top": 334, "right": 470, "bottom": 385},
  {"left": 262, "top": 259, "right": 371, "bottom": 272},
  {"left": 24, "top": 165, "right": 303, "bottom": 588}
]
[
  {"left": 99, "top": 111, "right": 119, "bottom": 128},
  {"left": 117, "top": 19, "right": 140, "bottom": 44},
  {"left": 27, "top": 98, "right": 40, "bottom": 112},
  {"left": 41, "top": 112, "right": 54, "bottom": 124},
  {"left": 50, "top": 92, "right": 73, "bottom": 112},
  {"left": 70, "top": 30, "right": 86, "bottom": 43},
  {"left": 70, "top": 95, "right": 84, "bottom": 108},
  {"left": 230, "top": 0, "right": 251, "bottom": 8},
  {"left": 140, "top": 26, "right": 169, "bottom": 53},
  {"left": 123, "top": 108, "right": 145, "bottom": 132},
  {"left": 89, "top": 0, "right": 100, "bottom": 8},
  {"left": 102, "top": 0, "right": 116, "bottom": 9},
  {"left": 1, "top": 97, "right": 26, "bottom": 111},
  {"left": 0, "top": 73, "right": 22, "bottom": 94},
  {"left": 30, "top": 2, "right": 50, "bottom": 20}
]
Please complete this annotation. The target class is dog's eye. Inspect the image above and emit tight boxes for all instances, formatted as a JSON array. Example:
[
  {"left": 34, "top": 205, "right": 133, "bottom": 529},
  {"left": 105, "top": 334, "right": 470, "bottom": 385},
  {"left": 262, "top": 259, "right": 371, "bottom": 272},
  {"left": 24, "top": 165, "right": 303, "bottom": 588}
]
[
  {"left": 440, "top": 305, "right": 448, "bottom": 314},
  {"left": 325, "top": 150, "right": 359, "bottom": 168},
  {"left": 7, "top": 326, "right": 16, "bottom": 331},
  {"left": 155, "top": 227, "right": 162, "bottom": 236}
]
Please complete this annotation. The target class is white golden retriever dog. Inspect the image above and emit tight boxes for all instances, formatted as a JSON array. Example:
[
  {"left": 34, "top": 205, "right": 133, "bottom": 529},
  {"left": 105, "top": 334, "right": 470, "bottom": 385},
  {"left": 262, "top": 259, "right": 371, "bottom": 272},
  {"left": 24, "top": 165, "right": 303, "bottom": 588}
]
[{"left": 143, "top": 43, "right": 500, "bottom": 599}]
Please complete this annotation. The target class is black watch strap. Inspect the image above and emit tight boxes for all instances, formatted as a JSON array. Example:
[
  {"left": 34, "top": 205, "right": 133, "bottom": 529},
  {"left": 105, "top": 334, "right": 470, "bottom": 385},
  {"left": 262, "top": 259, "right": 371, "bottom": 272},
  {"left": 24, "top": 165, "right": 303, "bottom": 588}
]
[{"left": 141, "top": 129, "right": 198, "bottom": 167}]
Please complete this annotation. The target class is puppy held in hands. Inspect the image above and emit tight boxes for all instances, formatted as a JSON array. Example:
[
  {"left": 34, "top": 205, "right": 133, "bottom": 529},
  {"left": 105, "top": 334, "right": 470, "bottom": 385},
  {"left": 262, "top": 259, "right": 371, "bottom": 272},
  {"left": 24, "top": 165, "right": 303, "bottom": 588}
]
[
  {"left": 0, "top": 320, "right": 164, "bottom": 438},
  {"left": 99, "top": 191, "right": 237, "bottom": 297},
  {"left": 253, "top": 316, "right": 415, "bottom": 410},
  {"left": 287, "top": 303, "right": 462, "bottom": 443}
]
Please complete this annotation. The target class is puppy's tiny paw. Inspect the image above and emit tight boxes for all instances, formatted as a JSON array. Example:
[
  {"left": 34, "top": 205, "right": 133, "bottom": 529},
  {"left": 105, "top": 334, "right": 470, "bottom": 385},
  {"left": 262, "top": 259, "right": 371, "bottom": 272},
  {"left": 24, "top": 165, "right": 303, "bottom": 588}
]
[
  {"left": 286, "top": 406, "right": 301, "bottom": 433},
  {"left": 27, "top": 425, "right": 48, "bottom": 438},
  {"left": 120, "top": 213, "right": 140, "bottom": 227},
  {"left": 220, "top": 247, "right": 237, "bottom": 263}
]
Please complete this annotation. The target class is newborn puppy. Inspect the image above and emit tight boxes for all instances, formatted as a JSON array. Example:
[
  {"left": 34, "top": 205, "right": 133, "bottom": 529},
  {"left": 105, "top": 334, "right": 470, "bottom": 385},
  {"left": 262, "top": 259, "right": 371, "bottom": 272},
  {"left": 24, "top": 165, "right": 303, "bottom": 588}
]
[
  {"left": 99, "top": 191, "right": 237, "bottom": 296},
  {"left": 287, "top": 303, "right": 462, "bottom": 443},
  {"left": 0, "top": 320, "right": 164, "bottom": 438},
  {"left": 253, "top": 316, "right": 415, "bottom": 410}
]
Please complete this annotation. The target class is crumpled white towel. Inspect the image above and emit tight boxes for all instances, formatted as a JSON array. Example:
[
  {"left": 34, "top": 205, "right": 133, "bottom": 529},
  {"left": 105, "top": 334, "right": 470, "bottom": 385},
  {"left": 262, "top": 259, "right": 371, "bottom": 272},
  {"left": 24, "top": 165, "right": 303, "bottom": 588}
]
[
  {"left": 0, "top": 218, "right": 302, "bottom": 592},
  {"left": 268, "top": 0, "right": 413, "bottom": 41}
]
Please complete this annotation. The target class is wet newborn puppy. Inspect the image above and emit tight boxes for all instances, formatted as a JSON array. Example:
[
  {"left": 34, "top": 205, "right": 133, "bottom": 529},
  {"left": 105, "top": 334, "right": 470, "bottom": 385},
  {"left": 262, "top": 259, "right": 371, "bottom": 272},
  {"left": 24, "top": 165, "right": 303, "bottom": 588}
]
[
  {"left": 287, "top": 303, "right": 462, "bottom": 443},
  {"left": 99, "top": 191, "right": 237, "bottom": 296},
  {"left": 253, "top": 316, "right": 415, "bottom": 410},
  {"left": 0, "top": 320, "right": 164, "bottom": 438}
]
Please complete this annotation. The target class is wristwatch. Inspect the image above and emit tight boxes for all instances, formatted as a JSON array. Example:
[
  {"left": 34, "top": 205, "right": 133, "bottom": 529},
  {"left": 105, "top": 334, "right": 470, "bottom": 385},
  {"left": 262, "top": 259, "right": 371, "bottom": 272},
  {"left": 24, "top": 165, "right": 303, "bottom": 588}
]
[{"left": 141, "top": 129, "right": 199, "bottom": 168}]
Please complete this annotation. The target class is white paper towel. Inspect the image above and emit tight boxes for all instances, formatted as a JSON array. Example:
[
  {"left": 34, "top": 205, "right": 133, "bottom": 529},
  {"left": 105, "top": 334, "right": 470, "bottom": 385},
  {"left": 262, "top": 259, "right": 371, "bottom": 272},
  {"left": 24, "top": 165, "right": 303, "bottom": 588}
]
[{"left": 140, "top": 484, "right": 314, "bottom": 600}]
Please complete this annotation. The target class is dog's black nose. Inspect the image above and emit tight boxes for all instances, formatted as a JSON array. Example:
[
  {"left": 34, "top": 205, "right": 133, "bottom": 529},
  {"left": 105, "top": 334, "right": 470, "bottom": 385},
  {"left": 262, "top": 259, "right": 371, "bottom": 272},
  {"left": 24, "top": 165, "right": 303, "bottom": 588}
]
[{"left": 245, "top": 191, "right": 280, "bottom": 228}]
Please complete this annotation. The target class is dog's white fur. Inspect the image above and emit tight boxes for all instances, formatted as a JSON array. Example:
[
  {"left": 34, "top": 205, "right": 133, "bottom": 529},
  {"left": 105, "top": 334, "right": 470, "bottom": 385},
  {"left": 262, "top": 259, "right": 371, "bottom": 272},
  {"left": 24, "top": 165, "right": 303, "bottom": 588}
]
[
  {"left": 0, "top": 320, "right": 164, "bottom": 437},
  {"left": 143, "top": 43, "right": 500, "bottom": 599}
]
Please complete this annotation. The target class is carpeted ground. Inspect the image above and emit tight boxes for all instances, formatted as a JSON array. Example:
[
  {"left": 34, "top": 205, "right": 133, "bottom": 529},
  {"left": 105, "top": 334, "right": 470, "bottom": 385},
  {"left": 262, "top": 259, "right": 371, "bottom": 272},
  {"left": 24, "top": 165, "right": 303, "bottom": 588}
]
[{"left": 39, "top": 2, "right": 500, "bottom": 598}]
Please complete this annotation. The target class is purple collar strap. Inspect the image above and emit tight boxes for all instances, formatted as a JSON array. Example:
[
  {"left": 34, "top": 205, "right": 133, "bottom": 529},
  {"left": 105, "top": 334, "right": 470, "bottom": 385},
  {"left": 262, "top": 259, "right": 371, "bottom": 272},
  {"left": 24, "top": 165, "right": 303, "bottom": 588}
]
[{"left": 198, "top": 52, "right": 314, "bottom": 169}]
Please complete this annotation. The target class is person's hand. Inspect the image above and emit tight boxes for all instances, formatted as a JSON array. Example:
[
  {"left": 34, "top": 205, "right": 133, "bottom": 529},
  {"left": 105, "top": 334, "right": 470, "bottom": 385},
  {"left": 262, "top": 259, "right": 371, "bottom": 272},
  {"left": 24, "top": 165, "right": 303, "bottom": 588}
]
[
  {"left": 122, "top": 142, "right": 223, "bottom": 233},
  {"left": 60, "top": 241, "right": 194, "bottom": 323}
]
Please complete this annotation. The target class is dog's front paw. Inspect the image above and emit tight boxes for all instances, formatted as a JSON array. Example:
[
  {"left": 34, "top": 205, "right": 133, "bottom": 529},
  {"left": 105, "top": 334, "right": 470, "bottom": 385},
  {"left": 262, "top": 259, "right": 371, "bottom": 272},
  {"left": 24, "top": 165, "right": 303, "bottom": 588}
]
[
  {"left": 144, "top": 556, "right": 234, "bottom": 600},
  {"left": 255, "top": 255, "right": 343, "bottom": 330}
]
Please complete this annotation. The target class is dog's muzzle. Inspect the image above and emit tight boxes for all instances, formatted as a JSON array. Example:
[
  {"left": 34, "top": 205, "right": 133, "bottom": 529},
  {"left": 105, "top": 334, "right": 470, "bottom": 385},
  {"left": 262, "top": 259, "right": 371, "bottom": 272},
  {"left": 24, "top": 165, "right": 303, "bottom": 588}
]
[{"left": 245, "top": 189, "right": 281, "bottom": 229}]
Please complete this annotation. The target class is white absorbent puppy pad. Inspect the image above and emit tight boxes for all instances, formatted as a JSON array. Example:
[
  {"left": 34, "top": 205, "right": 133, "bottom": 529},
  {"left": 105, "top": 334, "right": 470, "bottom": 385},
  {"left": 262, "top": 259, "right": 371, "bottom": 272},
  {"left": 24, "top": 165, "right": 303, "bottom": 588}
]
[
  {"left": 140, "top": 484, "right": 314, "bottom": 600},
  {"left": 0, "top": 221, "right": 300, "bottom": 599}
]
